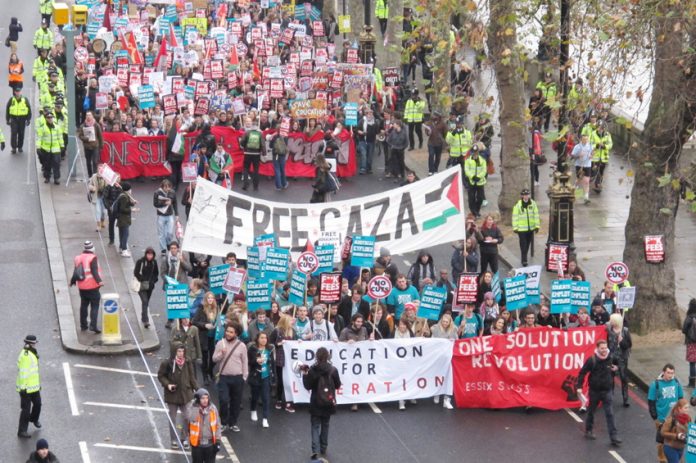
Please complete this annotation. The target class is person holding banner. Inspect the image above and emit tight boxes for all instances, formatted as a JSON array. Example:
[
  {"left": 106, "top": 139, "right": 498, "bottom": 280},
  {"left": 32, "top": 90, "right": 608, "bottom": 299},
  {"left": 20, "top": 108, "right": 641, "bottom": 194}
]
[
  {"left": 568, "top": 307, "right": 596, "bottom": 329},
  {"left": 270, "top": 315, "right": 297, "bottom": 413},
  {"left": 386, "top": 275, "right": 420, "bottom": 321},
  {"left": 367, "top": 303, "right": 393, "bottom": 339},
  {"left": 338, "top": 285, "right": 370, "bottom": 326},
  {"left": 455, "top": 303, "right": 484, "bottom": 339},
  {"left": 606, "top": 313, "right": 633, "bottom": 407},
  {"left": 575, "top": 339, "right": 622, "bottom": 446},
  {"left": 193, "top": 293, "right": 220, "bottom": 384},
  {"left": 338, "top": 314, "right": 369, "bottom": 343},
  {"left": 302, "top": 306, "right": 338, "bottom": 342},
  {"left": 162, "top": 241, "right": 192, "bottom": 329}
]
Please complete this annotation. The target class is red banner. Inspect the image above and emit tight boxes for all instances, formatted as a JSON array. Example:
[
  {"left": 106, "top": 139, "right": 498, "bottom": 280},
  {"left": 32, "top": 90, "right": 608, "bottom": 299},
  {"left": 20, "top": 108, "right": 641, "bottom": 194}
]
[
  {"left": 452, "top": 327, "right": 606, "bottom": 410},
  {"left": 100, "top": 132, "right": 171, "bottom": 180}
]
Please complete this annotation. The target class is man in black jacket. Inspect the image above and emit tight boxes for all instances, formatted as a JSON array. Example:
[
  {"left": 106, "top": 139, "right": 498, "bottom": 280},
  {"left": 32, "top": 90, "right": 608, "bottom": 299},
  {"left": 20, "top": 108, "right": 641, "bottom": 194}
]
[
  {"left": 302, "top": 347, "right": 341, "bottom": 460},
  {"left": 337, "top": 285, "right": 370, "bottom": 324},
  {"left": 575, "top": 339, "right": 622, "bottom": 446}
]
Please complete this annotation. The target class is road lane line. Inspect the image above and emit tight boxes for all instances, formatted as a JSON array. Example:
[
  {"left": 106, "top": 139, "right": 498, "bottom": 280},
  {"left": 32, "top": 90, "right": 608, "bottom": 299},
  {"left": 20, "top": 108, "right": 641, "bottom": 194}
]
[
  {"left": 73, "top": 363, "right": 157, "bottom": 376},
  {"left": 609, "top": 450, "right": 628, "bottom": 463},
  {"left": 563, "top": 408, "right": 583, "bottom": 423},
  {"left": 63, "top": 362, "right": 80, "bottom": 416},
  {"left": 79, "top": 441, "right": 91, "bottom": 463},
  {"left": 221, "top": 436, "right": 241, "bottom": 463},
  {"left": 368, "top": 402, "right": 383, "bottom": 414},
  {"left": 83, "top": 401, "right": 167, "bottom": 412},
  {"left": 94, "top": 443, "right": 188, "bottom": 455}
]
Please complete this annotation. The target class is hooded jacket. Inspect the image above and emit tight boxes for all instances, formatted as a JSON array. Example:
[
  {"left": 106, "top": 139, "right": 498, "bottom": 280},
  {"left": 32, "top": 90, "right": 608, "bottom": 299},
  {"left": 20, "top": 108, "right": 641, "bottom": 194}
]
[
  {"left": 302, "top": 361, "right": 342, "bottom": 417},
  {"left": 26, "top": 451, "right": 59, "bottom": 463},
  {"left": 157, "top": 351, "right": 198, "bottom": 405},
  {"left": 407, "top": 251, "right": 435, "bottom": 289}
]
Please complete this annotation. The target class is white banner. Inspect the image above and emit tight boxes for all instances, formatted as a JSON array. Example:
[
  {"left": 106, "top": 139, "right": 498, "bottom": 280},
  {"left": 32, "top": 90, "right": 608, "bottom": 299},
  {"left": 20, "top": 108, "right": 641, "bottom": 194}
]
[
  {"left": 182, "top": 167, "right": 465, "bottom": 258},
  {"left": 282, "top": 339, "right": 454, "bottom": 404}
]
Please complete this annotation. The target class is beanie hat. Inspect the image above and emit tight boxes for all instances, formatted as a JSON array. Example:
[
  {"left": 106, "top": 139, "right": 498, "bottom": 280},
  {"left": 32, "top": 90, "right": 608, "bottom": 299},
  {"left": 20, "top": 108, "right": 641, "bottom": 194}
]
[
  {"left": 83, "top": 240, "right": 95, "bottom": 252},
  {"left": 36, "top": 438, "right": 49, "bottom": 450},
  {"left": 379, "top": 247, "right": 390, "bottom": 258}
]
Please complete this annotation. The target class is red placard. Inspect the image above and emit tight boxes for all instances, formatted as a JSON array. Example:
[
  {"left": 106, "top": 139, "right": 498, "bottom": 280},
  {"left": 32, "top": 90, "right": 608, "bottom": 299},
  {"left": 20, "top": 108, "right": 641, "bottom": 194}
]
[
  {"left": 644, "top": 235, "right": 665, "bottom": 263},
  {"left": 270, "top": 79, "right": 284, "bottom": 99},
  {"left": 453, "top": 327, "right": 606, "bottom": 410},
  {"left": 195, "top": 80, "right": 210, "bottom": 98},
  {"left": 347, "top": 49, "right": 358, "bottom": 64},
  {"left": 455, "top": 273, "right": 479, "bottom": 305},
  {"left": 289, "top": 52, "right": 300, "bottom": 65},
  {"left": 605, "top": 261, "right": 629, "bottom": 285},
  {"left": 162, "top": 94, "right": 177, "bottom": 115},
  {"left": 227, "top": 72, "right": 238, "bottom": 89},
  {"left": 172, "top": 77, "right": 185, "bottom": 94},
  {"left": 367, "top": 275, "right": 392, "bottom": 300},
  {"left": 319, "top": 273, "right": 342, "bottom": 304},
  {"left": 297, "top": 252, "right": 319, "bottom": 274},
  {"left": 194, "top": 97, "right": 210, "bottom": 116},
  {"left": 312, "top": 20, "right": 324, "bottom": 36},
  {"left": 211, "top": 60, "right": 224, "bottom": 79},
  {"left": 117, "top": 68, "right": 129, "bottom": 87},
  {"left": 300, "top": 60, "right": 313, "bottom": 77},
  {"left": 282, "top": 28, "right": 294, "bottom": 44},
  {"left": 279, "top": 117, "right": 291, "bottom": 136},
  {"left": 546, "top": 243, "right": 568, "bottom": 273},
  {"left": 330, "top": 70, "right": 343, "bottom": 89}
]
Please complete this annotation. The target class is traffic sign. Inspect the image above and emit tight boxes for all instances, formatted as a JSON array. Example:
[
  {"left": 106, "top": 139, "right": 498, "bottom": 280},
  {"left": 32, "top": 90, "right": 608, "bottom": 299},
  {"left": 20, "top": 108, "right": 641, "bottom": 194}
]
[
  {"left": 605, "top": 261, "right": 629, "bottom": 285},
  {"left": 367, "top": 275, "right": 392, "bottom": 300},
  {"left": 103, "top": 299, "right": 118, "bottom": 314},
  {"left": 297, "top": 251, "right": 319, "bottom": 275}
]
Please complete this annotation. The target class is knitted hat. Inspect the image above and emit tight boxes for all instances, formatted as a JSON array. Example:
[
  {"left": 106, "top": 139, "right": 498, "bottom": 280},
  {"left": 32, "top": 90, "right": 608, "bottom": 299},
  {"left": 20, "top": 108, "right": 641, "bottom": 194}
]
[
  {"left": 379, "top": 247, "right": 390, "bottom": 258},
  {"left": 83, "top": 240, "right": 95, "bottom": 252},
  {"left": 36, "top": 439, "right": 49, "bottom": 450}
]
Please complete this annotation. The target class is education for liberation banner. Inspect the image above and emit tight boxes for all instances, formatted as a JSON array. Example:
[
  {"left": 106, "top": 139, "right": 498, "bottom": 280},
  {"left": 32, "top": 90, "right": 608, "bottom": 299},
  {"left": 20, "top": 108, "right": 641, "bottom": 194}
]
[
  {"left": 183, "top": 166, "right": 465, "bottom": 258},
  {"left": 452, "top": 326, "right": 605, "bottom": 410},
  {"left": 100, "top": 133, "right": 172, "bottom": 180},
  {"left": 283, "top": 339, "right": 454, "bottom": 404}
]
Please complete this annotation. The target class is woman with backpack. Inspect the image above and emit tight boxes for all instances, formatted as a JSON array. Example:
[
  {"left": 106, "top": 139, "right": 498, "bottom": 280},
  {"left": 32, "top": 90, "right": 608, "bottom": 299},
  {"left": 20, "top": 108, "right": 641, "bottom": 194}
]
[
  {"left": 681, "top": 299, "right": 696, "bottom": 387},
  {"left": 270, "top": 130, "right": 289, "bottom": 191},
  {"left": 301, "top": 347, "right": 341, "bottom": 460},
  {"left": 310, "top": 154, "right": 332, "bottom": 203}
]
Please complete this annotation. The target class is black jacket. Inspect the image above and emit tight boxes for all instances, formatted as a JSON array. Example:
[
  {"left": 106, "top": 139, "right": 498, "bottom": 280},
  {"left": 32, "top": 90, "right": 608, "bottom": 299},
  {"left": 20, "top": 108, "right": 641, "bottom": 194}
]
[
  {"left": 153, "top": 188, "right": 177, "bottom": 216},
  {"left": 302, "top": 362, "right": 342, "bottom": 417},
  {"left": 26, "top": 451, "right": 59, "bottom": 463},
  {"left": 475, "top": 227, "right": 504, "bottom": 255},
  {"left": 247, "top": 344, "right": 276, "bottom": 386},
  {"left": 337, "top": 296, "right": 370, "bottom": 326},
  {"left": 134, "top": 255, "right": 159, "bottom": 287},
  {"left": 8, "top": 18, "right": 22, "bottom": 41},
  {"left": 576, "top": 353, "right": 617, "bottom": 392}
]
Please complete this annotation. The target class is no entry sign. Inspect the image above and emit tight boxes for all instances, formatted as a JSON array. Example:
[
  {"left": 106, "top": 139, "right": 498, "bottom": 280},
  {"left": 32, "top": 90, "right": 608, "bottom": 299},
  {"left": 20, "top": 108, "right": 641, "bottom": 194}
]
[
  {"left": 367, "top": 275, "right": 392, "bottom": 300},
  {"left": 605, "top": 262, "right": 629, "bottom": 285},
  {"left": 297, "top": 251, "right": 319, "bottom": 275}
]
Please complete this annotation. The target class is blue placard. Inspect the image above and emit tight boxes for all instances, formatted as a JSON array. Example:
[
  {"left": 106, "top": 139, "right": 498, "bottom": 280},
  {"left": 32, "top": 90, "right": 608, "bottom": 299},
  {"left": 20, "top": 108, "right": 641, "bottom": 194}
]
[
  {"left": 247, "top": 246, "right": 262, "bottom": 280},
  {"left": 289, "top": 270, "right": 307, "bottom": 306},
  {"left": 247, "top": 280, "right": 273, "bottom": 311},
  {"left": 208, "top": 264, "right": 230, "bottom": 295},
  {"left": 344, "top": 102, "right": 358, "bottom": 127},
  {"left": 571, "top": 280, "right": 591, "bottom": 311},
  {"left": 350, "top": 235, "right": 376, "bottom": 267},
  {"left": 158, "top": 18, "right": 171, "bottom": 38},
  {"left": 264, "top": 248, "right": 290, "bottom": 281},
  {"left": 417, "top": 285, "right": 447, "bottom": 321},
  {"left": 313, "top": 245, "right": 335, "bottom": 276},
  {"left": 166, "top": 282, "right": 190, "bottom": 319},
  {"left": 503, "top": 274, "right": 528, "bottom": 311},
  {"left": 87, "top": 21, "right": 101, "bottom": 40},
  {"left": 144, "top": 53, "right": 155, "bottom": 68},
  {"left": 491, "top": 272, "right": 502, "bottom": 302},
  {"left": 550, "top": 279, "right": 573, "bottom": 314},
  {"left": 138, "top": 85, "right": 156, "bottom": 109},
  {"left": 686, "top": 423, "right": 696, "bottom": 463},
  {"left": 164, "top": 5, "right": 178, "bottom": 23},
  {"left": 185, "top": 85, "right": 195, "bottom": 101}
]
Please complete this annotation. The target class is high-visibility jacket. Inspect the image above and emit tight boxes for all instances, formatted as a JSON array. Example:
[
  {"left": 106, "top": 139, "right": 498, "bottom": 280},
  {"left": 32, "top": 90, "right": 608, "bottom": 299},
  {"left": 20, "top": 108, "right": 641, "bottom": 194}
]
[
  {"left": 189, "top": 407, "right": 218, "bottom": 447},
  {"left": 512, "top": 200, "right": 540, "bottom": 232},
  {"left": 8, "top": 96, "right": 30, "bottom": 117},
  {"left": 55, "top": 108, "right": 68, "bottom": 136},
  {"left": 8, "top": 62, "right": 24, "bottom": 84},
  {"left": 464, "top": 156, "right": 487, "bottom": 186},
  {"left": 39, "top": 0, "right": 53, "bottom": 15},
  {"left": 33, "top": 28, "right": 53, "bottom": 50},
  {"left": 40, "top": 78, "right": 65, "bottom": 95},
  {"left": 404, "top": 99, "right": 425, "bottom": 123},
  {"left": 37, "top": 122, "right": 63, "bottom": 154},
  {"left": 74, "top": 252, "right": 101, "bottom": 290},
  {"left": 375, "top": 0, "right": 389, "bottom": 19},
  {"left": 580, "top": 123, "right": 597, "bottom": 140},
  {"left": 536, "top": 80, "right": 557, "bottom": 101},
  {"left": 16, "top": 348, "right": 40, "bottom": 393},
  {"left": 613, "top": 280, "right": 631, "bottom": 295},
  {"left": 32, "top": 57, "right": 51, "bottom": 83},
  {"left": 373, "top": 67, "right": 383, "bottom": 93},
  {"left": 39, "top": 91, "right": 57, "bottom": 110},
  {"left": 591, "top": 131, "right": 612, "bottom": 163},
  {"left": 445, "top": 129, "right": 473, "bottom": 157}
]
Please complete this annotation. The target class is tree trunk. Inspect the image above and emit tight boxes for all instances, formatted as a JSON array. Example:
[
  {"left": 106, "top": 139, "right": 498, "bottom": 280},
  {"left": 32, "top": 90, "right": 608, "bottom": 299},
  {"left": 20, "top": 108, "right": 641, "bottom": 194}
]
[
  {"left": 382, "top": 0, "right": 403, "bottom": 68},
  {"left": 621, "top": 11, "right": 695, "bottom": 333},
  {"left": 487, "top": 0, "right": 529, "bottom": 225},
  {"left": 348, "top": 0, "right": 364, "bottom": 43}
]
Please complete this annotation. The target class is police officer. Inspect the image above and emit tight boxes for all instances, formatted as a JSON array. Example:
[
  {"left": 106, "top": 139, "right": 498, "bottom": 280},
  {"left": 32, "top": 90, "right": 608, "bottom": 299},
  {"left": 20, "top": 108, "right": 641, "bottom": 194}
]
[
  {"left": 33, "top": 18, "right": 53, "bottom": 54},
  {"left": 445, "top": 116, "right": 473, "bottom": 170},
  {"left": 32, "top": 49, "right": 51, "bottom": 84},
  {"left": 512, "top": 189, "right": 540, "bottom": 266},
  {"left": 36, "top": 108, "right": 63, "bottom": 184},
  {"left": 54, "top": 98, "right": 68, "bottom": 160},
  {"left": 17, "top": 335, "right": 41, "bottom": 438},
  {"left": 536, "top": 72, "right": 557, "bottom": 132},
  {"left": 39, "top": 0, "right": 53, "bottom": 27},
  {"left": 404, "top": 89, "right": 425, "bottom": 150},
  {"left": 591, "top": 121, "right": 613, "bottom": 192},
  {"left": 464, "top": 144, "right": 487, "bottom": 217},
  {"left": 5, "top": 87, "right": 31, "bottom": 153},
  {"left": 375, "top": 0, "right": 389, "bottom": 37}
]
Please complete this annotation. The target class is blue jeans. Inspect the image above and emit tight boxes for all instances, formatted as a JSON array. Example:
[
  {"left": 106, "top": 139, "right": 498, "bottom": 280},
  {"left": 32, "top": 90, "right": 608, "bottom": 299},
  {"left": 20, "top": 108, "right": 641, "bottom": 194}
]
[
  {"left": 217, "top": 374, "right": 244, "bottom": 426},
  {"left": 311, "top": 415, "right": 330, "bottom": 454},
  {"left": 427, "top": 145, "right": 443, "bottom": 173},
  {"left": 358, "top": 140, "right": 373, "bottom": 173},
  {"left": 157, "top": 215, "right": 175, "bottom": 252},
  {"left": 273, "top": 155, "right": 287, "bottom": 189},
  {"left": 118, "top": 225, "right": 129, "bottom": 251},
  {"left": 249, "top": 376, "right": 271, "bottom": 419},
  {"left": 94, "top": 196, "right": 106, "bottom": 222},
  {"left": 664, "top": 445, "right": 683, "bottom": 463}
]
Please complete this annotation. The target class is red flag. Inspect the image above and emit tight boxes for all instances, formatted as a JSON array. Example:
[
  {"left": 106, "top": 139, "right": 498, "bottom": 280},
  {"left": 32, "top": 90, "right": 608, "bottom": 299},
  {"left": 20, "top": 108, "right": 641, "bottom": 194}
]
[
  {"left": 154, "top": 37, "right": 167, "bottom": 68},
  {"left": 252, "top": 60, "right": 261, "bottom": 81},
  {"left": 121, "top": 31, "right": 143, "bottom": 65},
  {"left": 169, "top": 24, "right": 178, "bottom": 48},
  {"left": 102, "top": 0, "right": 112, "bottom": 30},
  {"left": 229, "top": 46, "right": 239, "bottom": 66},
  {"left": 304, "top": 239, "right": 315, "bottom": 253}
]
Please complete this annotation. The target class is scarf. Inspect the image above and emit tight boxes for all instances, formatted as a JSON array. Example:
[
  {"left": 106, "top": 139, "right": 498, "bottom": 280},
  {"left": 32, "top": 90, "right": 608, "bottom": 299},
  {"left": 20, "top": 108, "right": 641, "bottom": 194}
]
[
  {"left": 677, "top": 412, "right": 690, "bottom": 425},
  {"left": 175, "top": 356, "right": 185, "bottom": 367},
  {"left": 595, "top": 349, "right": 609, "bottom": 360}
]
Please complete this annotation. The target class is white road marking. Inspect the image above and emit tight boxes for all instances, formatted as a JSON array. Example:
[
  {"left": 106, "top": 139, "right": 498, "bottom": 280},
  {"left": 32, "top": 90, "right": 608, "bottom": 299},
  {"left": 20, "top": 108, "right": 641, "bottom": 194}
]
[
  {"left": 563, "top": 408, "right": 583, "bottom": 423},
  {"left": 403, "top": 259, "right": 411, "bottom": 267},
  {"left": 63, "top": 362, "right": 80, "bottom": 416},
  {"left": 73, "top": 363, "right": 156, "bottom": 377},
  {"left": 94, "top": 443, "right": 187, "bottom": 455},
  {"left": 83, "top": 401, "right": 167, "bottom": 412},
  {"left": 221, "top": 436, "right": 241, "bottom": 463},
  {"left": 79, "top": 441, "right": 91, "bottom": 463},
  {"left": 368, "top": 402, "right": 382, "bottom": 414},
  {"left": 609, "top": 450, "right": 628, "bottom": 463}
]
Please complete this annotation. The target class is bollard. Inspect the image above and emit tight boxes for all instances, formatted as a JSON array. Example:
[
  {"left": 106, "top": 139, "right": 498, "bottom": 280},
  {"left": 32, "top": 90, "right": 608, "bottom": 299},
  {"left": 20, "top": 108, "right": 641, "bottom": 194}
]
[{"left": 100, "top": 293, "right": 122, "bottom": 345}]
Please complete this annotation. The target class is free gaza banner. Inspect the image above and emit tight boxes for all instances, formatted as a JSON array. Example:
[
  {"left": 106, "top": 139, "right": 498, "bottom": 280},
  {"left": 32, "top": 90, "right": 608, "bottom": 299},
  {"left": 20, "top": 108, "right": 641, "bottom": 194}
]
[
  {"left": 283, "top": 339, "right": 453, "bottom": 404},
  {"left": 183, "top": 166, "right": 465, "bottom": 258},
  {"left": 452, "top": 327, "right": 605, "bottom": 410}
]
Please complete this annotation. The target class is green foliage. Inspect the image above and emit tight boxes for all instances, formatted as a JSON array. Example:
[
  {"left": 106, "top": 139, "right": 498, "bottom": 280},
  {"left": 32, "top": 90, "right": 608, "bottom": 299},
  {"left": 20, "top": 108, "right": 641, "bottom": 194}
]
[{"left": 657, "top": 174, "right": 672, "bottom": 187}]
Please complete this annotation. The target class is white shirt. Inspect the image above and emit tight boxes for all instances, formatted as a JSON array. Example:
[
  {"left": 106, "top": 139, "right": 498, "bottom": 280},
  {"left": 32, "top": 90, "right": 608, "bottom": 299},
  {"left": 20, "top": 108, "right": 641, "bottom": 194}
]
[{"left": 571, "top": 142, "right": 593, "bottom": 167}]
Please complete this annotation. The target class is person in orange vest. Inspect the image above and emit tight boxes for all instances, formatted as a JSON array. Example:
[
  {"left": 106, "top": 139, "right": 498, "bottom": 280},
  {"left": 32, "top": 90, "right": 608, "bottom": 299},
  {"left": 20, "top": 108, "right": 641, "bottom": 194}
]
[
  {"left": 8, "top": 53, "right": 24, "bottom": 90},
  {"left": 69, "top": 241, "right": 104, "bottom": 333},
  {"left": 186, "top": 388, "right": 221, "bottom": 463}
]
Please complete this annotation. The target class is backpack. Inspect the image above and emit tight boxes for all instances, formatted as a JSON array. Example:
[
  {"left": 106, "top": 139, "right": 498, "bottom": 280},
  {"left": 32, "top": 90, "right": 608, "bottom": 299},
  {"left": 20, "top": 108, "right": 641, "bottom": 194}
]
[
  {"left": 688, "top": 317, "right": 696, "bottom": 343},
  {"left": 316, "top": 370, "right": 336, "bottom": 408},
  {"left": 272, "top": 135, "right": 287, "bottom": 156},
  {"left": 326, "top": 171, "right": 340, "bottom": 193},
  {"left": 111, "top": 193, "right": 124, "bottom": 216},
  {"left": 103, "top": 185, "right": 120, "bottom": 209},
  {"left": 246, "top": 130, "right": 261, "bottom": 150}
]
